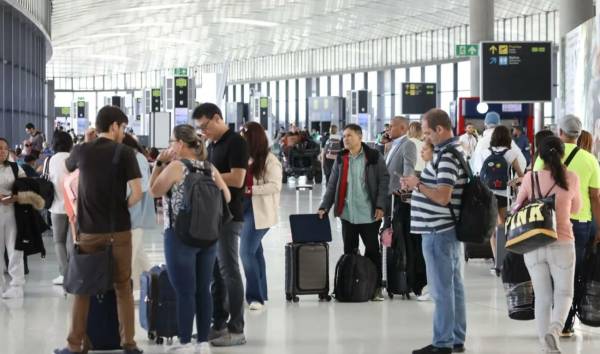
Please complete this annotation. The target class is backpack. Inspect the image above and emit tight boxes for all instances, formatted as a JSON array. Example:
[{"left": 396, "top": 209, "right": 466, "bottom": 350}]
[
  {"left": 36, "top": 156, "right": 55, "bottom": 209},
  {"left": 434, "top": 145, "right": 498, "bottom": 244},
  {"left": 480, "top": 148, "right": 510, "bottom": 190},
  {"left": 168, "top": 159, "right": 232, "bottom": 248},
  {"left": 333, "top": 253, "right": 377, "bottom": 302},
  {"left": 324, "top": 135, "right": 342, "bottom": 160}
]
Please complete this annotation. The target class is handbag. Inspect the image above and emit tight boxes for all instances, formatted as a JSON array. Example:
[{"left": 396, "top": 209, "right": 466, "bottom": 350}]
[
  {"left": 63, "top": 144, "right": 123, "bottom": 295},
  {"left": 505, "top": 172, "right": 557, "bottom": 254}
]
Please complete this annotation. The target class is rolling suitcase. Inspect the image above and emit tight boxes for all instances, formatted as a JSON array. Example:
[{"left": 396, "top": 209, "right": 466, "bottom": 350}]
[
  {"left": 85, "top": 290, "right": 121, "bottom": 351},
  {"left": 464, "top": 242, "right": 494, "bottom": 262},
  {"left": 285, "top": 242, "right": 331, "bottom": 302},
  {"left": 384, "top": 195, "right": 411, "bottom": 299},
  {"left": 139, "top": 265, "right": 178, "bottom": 345}
]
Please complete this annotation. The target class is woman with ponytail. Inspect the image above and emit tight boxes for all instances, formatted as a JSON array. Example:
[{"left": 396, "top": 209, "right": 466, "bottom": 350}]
[
  {"left": 513, "top": 136, "right": 581, "bottom": 353},
  {"left": 150, "top": 124, "right": 230, "bottom": 353}
]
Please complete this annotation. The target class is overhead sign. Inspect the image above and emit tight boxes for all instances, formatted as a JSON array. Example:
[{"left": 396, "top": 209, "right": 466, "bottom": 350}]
[
  {"left": 402, "top": 83, "right": 437, "bottom": 114},
  {"left": 77, "top": 101, "right": 85, "bottom": 118},
  {"left": 174, "top": 68, "right": 188, "bottom": 76},
  {"left": 54, "top": 107, "right": 70, "bottom": 117},
  {"left": 480, "top": 41, "right": 552, "bottom": 102},
  {"left": 455, "top": 44, "right": 479, "bottom": 57}
]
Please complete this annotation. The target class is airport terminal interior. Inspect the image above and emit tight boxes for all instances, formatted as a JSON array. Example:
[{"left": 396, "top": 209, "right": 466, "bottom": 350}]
[{"left": 2, "top": 0, "right": 600, "bottom": 353}]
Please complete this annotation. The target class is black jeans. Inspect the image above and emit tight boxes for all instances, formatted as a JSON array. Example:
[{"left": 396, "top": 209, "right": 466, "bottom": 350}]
[
  {"left": 564, "top": 220, "right": 593, "bottom": 331},
  {"left": 341, "top": 219, "right": 382, "bottom": 288}
]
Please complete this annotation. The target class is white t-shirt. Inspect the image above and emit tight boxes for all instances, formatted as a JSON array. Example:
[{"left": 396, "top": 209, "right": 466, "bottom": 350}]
[
  {"left": 0, "top": 163, "right": 26, "bottom": 214},
  {"left": 479, "top": 147, "right": 520, "bottom": 197},
  {"left": 46, "top": 152, "right": 70, "bottom": 214}
]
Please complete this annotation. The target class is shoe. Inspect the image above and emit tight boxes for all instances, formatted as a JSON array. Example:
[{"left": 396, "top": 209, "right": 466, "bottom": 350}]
[
  {"left": 248, "top": 302, "right": 264, "bottom": 311},
  {"left": 123, "top": 348, "right": 143, "bottom": 354},
  {"left": 2, "top": 286, "right": 23, "bottom": 299},
  {"left": 207, "top": 327, "right": 227, "bottom": 341},
  {"left": 560, "top": 326, "right": 574, "bottom": 337},
  {"left": 544, "top": 330, "right": 561, "bottom": 353},
  {"left": 417, "top": 293, "right": 432, "bottom": 302},
  {"left": 167, "top": 343, "right": 195, "bottom": 353},
  {"left": 371, "top": 288, "right": 385, "bottom": 302},
  {"left": 209, "top": 331, "right": 247, "bottom": 347},
  {"left": 53, "top": 348, "right": 81, "bottom": 354},
  {"left": 412, "top": 344, "right": 452, "bottom": 354},
  {"left": 133, "top": 290, "right": 141, "bottom": 303},
  {"left": 453, "top": 343, "right": 465, "bottom": 353},
  {"left": 52, "top": 275, "right": 64, "bottom": 286},
  {"left": 196, "top": 342, "right": 212, "bottom": 354}
]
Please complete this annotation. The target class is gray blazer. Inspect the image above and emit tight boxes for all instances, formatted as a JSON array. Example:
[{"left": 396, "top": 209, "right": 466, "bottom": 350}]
[{"left": 385, "top": 135, "right": 417, "bottom": 194}]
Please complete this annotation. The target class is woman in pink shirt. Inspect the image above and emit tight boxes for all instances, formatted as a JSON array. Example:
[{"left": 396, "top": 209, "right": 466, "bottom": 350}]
[{"left": 514, "top": 136, "right": 581, "bottom": 354}]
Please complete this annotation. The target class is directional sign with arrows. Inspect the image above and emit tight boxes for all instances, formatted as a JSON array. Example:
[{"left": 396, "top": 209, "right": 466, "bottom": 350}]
[{"left": 455, "top": 44, "right": 479, "bottom": 57}]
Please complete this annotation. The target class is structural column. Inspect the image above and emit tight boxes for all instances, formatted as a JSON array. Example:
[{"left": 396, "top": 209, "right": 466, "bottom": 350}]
[
  {"left": 469, "top": 0, "right": 494, "bottom": 97},
  {"left": 558, "top": 0, "right": 594, "bottom": 38}
]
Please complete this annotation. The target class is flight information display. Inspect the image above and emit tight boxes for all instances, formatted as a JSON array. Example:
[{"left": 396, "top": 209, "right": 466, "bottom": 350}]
[
  {"left": 401, "top": 83, "right": 437, "bottom": 114},
  {"left": 480, "top": 41, "right": 552, "bottom": 102}
]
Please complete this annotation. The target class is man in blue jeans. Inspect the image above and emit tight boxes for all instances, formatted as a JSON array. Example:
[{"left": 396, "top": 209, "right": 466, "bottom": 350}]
[
  {"left": 193, "top": 103, "right": 249, "bottom": 347},
  {"left": 402, "top": 109, "right": 467, "bottom": 354}
]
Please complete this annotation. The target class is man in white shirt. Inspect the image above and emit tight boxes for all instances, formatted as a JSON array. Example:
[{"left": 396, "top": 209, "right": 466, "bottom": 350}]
[
  {"left": 458, "top": 123, "right": 479, "bottom": 159},
  {"left": 471, "top": 111, "right": 526, "bottom": 175}
]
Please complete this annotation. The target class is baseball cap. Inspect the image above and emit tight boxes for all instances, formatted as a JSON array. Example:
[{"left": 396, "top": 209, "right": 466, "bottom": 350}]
[
  {"left": 558, "top": 115, "right": 582, "bottom": 138},
  {"left": 484, "top": 111, "right": 500, "bottom": 126}
]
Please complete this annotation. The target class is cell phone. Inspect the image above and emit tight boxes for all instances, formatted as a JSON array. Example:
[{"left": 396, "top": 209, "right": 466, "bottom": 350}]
[{"left": 1, "top": 195, "right": 12, "bottom": 201}]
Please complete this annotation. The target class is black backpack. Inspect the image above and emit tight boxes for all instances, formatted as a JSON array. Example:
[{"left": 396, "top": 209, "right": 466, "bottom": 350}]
[
  {"left": 435, "top": 145, "right": 498, "bottom": 243},
  {"left": 502, "top": 252, "right": 535, "bottom": 320},
  {"left": 577, "top": 243, "right": 600, "bottom": 327},
  {"left": 168, "top": 159, "right": 232, "bottom": 248},
  {"left": 334, "top": 253, "right": 377, "bottom": 302},
  {"left": 480, "top": 148, "right": 510, "bottom": 191},
  {"left": 37, "top": 156, "right": 55, "bottom": 209}
]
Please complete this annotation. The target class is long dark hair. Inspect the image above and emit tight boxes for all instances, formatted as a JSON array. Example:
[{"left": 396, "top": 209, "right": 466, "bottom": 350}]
[
  {"left": 0, "top": 137, "right": 9, "bottom": 165},
  {"left": 122, "top": 133, "right": 145, "bottom": 155},
  {"left": 539, "top": 136, "right": 568, "bottom": 190},
  {"left": 242, "top": 122, "right": 269, "bottom": 179}
]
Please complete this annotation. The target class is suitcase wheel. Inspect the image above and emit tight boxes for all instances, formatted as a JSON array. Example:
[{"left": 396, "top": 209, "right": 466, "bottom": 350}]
[
  {"left": 388, "top": 292, "right": 394, "bottom": 299},
  {"left": 148, "top": 332, "right": 156, "bottom": 341},
  {"left": 292, "top": 296, "right": 300, "bottom": 303},
  {"left": 318, "top": 293, "right": 332, "bottom": 302},
  {"left": 156, "top": 337, "right": 164, "bottom": 345},
  {"left": 167, "top": 337, "right": 173, "bottom": 345},
  {"left": 286, "top": 294, "right": 293, "bottom": 302}
]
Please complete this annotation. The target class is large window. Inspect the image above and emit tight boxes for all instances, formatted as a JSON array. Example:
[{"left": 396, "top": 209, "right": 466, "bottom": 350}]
[
  {"left": 440, "top": 63, "right": 455, "bottom": 115},
  {"left": 319, "top": 76, "right": 328, "bottom": 96},
  {"left": 425, "top": 65, "right": 437, "bottom": 83},
  {"left": 395, "top": 68, "right": 406, "bottom": 115},
  {"left": 409, "top": 66, "right": 422, "bottom": 82},
  {"left": 331, "top": 75, "right": 341, "bottom": 97},
  {"left": 298, "top": 78, "right": 306, "bottom": 126},
  {"left": 278, "top": 80, "right": 286, "bottom": 126},
  {"left": 355, "top": 73, "right": 365, "bottom": 90},
  {"left": 368, "top": 71, "right": 378, "bottom": 119},
  {"left": 289, "top": 80, "right": 297, "bottom": 127},
  {"left": 342, "top": 73, "right": 352, "bottom": 95}
]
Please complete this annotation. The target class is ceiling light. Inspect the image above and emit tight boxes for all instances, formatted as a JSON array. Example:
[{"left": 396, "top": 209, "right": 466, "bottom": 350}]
[
  {"left": 476, "top": 102, "right": 489, "bottom": 114},
  {"left": 118, "top": 4, "right": 188, "bottom": 13},
  {"left": 219, "top": 18, "right": 279, "bottom": 27}
]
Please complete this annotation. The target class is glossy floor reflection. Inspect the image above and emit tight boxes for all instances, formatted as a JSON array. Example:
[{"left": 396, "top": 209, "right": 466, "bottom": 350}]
[{"left": 1, "top": 181, "right": 599, "bottom": 354}]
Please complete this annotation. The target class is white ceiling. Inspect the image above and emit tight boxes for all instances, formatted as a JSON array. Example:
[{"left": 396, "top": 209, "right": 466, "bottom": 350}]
[{"left": 47, "top": 0, "right": 558, "bottom": 77}]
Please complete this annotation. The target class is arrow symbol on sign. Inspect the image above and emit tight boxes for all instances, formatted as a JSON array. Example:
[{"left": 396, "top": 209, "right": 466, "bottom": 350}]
[
  {"left": 489, "top": 45, "right": 498, "bottom": 54},
  {"left": 489, "top": 57, "right": 498, "bottom": 65},
  {"left": 468, "top": 46, "right": 477, "bottom": 55}
]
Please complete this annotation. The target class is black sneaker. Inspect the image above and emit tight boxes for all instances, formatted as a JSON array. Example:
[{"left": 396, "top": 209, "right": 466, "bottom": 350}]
[
  {"left": 453, "top": 343, "right": 466, "bottom": 353},
  {"left": 412, "top": 344, "right": 452, "bottom": 354}
]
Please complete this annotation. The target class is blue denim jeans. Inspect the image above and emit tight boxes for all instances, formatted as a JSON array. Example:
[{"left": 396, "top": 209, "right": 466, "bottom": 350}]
[
  {"left": 421, "top": 227, "right": 467, "bottom": 348},
  {"left": 164, "top": 228, "right": 217, "bottom": 343},
  {"left": 240, "top": 198, "right": 269, "bottom": 304}
]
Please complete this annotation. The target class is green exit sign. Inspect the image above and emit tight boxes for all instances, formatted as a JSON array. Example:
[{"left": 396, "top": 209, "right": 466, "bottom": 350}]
[
  {"left": 455, "top": 44, "right": 479, "bottom": 57},
  {"left": 174, "top": 68, "right": 188, "bottom": 76}
]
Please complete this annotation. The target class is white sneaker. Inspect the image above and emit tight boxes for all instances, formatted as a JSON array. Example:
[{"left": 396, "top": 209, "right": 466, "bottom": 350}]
[
  {"left": 167, "top": 342, "right": 196, "bottom": 353},
  {"left": 133, "top": 290, "right": 141, "bottom": 303},
  {"left": 2, "top": 286, "right": 24, "bottom": 299},
  {"left": 52, "top": 275, "right": 64, "bottom": 286},
  {"left": 417, "top": 293, "right": 431, "bottom": 302},
  {"left": 196, "top": 342, "right": 212, "bottom": 354},
  {"left": 248, "top": 302, "right": 264, "bottom": 311}
]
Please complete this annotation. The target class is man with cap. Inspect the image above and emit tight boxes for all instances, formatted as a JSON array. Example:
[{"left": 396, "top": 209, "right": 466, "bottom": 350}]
[
  {"left": 512, "top": 125, "right": 531, "bottom": 166},
  {"left": 533, "top": 114, "right": 600, "bottom": 337},
  {"left": 471, "top": 111, "right": 527, "bottom": 175}
]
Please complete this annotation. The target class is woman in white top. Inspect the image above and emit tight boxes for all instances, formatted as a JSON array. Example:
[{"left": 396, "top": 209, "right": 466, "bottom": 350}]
[
  {"left": 46, "top": 131, "right": 74, "bottom": 286},
  {"left": 408, "top": 121, "right": 426, "bottom": 173},
  {"left": 480, "top": 125, "right": 524, "bottom": 263},
  {"left": 0, "top": 137, "right": 27, "bottom": 299}
]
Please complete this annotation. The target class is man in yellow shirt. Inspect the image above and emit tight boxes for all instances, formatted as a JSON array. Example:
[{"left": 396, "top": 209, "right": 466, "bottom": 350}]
[{"left": 533, "top": 115, "right": 600, "bottom": 336}]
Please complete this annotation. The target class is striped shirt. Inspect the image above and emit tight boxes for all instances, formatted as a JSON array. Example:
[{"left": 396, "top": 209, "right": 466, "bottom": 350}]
[{"left": 410, "top": 138, "right": 468, "bottom": 234}]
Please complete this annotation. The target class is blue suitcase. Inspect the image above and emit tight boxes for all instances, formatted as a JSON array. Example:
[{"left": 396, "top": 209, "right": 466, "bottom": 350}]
[
  {"left": 140, "top": 265, "right": 178, "bottom": 345},
  {"left": 86, "top": 290, "right": 121, "bottom": 351}
]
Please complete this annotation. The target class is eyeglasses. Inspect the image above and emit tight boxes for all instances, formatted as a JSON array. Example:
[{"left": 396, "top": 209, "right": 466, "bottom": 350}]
[{"left": 198, "top": 119, "right": 212, "bottom": 131}]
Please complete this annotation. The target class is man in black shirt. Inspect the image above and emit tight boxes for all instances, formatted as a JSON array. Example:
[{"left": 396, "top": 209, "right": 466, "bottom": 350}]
[
  {"left": 55, "top": 105, "right": 143, "bottom": 354},
  {"left": 193, "top": 103, "right": 248, "bottom": 347}
]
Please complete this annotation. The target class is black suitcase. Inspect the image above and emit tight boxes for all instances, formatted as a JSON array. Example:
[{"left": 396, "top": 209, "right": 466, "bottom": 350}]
[
  {"left": 139, "top": 265, "right": 178, "bottom": 345},
  {"left": 464, "top": 242, "right": 494, "bottom": 262},
  {"left": 85, "top": 290, "right": 121, "bottom": 351},
  {"left": 385, "top": 197, "right": 411, "bottom": 299},
  {"left": 285, "top": 242, "right": 331, "bottom": 302}
]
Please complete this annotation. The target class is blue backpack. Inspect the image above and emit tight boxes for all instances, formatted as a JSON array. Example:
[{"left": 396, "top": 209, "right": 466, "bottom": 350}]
[{"left": 480, "top": 148, "right": 510, "bottom": 191}]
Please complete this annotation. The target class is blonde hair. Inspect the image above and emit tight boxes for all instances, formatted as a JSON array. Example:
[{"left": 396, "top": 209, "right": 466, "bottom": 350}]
[
  {"left": 173, "top": 124, "right": 207, "bottom": 160},
  {"left": 408, "top": 121, "right": 423, "bottom": 139}
]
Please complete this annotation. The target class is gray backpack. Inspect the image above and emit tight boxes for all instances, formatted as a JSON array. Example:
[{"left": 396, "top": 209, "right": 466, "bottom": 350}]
[{"left": 168, "top": 159, "right": 232, "bottom": 248}]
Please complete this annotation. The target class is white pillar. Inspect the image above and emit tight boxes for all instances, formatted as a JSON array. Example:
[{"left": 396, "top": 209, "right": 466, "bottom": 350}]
[{"left": 469, "top": 0, "right": 494, "bottom": 97}]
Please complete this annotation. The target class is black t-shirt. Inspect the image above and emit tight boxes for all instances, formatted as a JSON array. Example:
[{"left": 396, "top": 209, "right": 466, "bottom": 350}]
[
  {"left": 66, "top": 138, "right": 142, "bottom": 234},
  {"left": 208, "top": 129, "right": 249, "bottom": 222}
]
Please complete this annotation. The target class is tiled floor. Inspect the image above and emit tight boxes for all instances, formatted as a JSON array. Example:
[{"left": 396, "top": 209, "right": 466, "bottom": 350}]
[{"left": 1, "top": 181, "right": 599, "bottom": 354}]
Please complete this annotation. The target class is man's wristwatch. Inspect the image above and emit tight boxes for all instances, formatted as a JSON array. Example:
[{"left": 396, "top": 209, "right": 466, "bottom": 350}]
[{"left": 156, "top": 160, "right": 164, "bottom": 167}]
